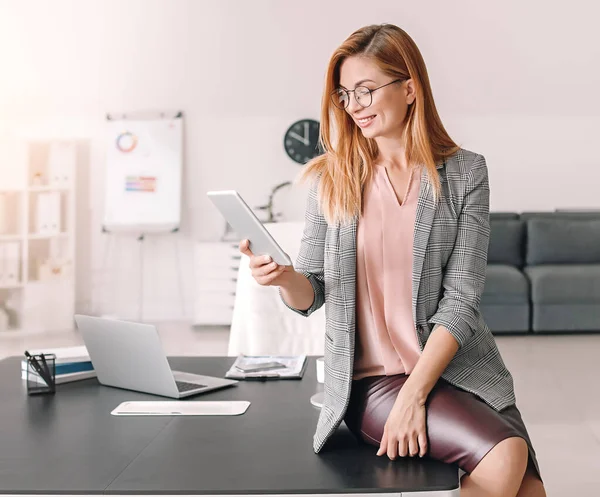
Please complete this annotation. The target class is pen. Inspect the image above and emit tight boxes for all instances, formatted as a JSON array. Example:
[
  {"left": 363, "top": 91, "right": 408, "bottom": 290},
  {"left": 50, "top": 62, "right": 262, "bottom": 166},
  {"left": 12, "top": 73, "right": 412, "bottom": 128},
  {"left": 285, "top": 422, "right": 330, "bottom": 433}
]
[
  {"left": 39, "top": 353, "right": 54, "bottom": 387},
  {"left": 24, "top": 351, "right": 52, "bottom": 387},
  {"left": 243, "top": 373, "right": 280, "bottom": 381}
]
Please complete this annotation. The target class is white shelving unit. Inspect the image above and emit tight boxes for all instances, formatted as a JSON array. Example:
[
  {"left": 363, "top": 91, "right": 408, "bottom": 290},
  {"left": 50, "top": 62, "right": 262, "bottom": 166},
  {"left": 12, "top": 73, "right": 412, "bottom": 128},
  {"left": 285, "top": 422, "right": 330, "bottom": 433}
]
[{"left": 0, "top": 139, "right": 76, "bottom": 334}]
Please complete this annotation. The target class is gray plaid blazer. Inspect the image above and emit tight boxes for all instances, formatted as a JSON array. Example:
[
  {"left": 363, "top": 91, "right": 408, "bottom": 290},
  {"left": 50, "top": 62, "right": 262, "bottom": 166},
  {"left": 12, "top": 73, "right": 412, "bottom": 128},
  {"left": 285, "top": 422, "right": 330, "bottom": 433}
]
[{"left": 281, "top": 148, "right": 516, "bottom": 453}]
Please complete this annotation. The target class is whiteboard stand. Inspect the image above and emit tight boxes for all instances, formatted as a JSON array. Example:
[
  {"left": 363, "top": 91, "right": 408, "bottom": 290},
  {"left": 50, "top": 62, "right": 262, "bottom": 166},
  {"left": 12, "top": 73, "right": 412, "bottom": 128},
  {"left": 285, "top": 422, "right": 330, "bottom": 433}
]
[
  {"left": 100, "top": 110, "right": 185, "bottom": 322},
  {"left": 100, "top": 226, "right": 186, "bottom": 322}
]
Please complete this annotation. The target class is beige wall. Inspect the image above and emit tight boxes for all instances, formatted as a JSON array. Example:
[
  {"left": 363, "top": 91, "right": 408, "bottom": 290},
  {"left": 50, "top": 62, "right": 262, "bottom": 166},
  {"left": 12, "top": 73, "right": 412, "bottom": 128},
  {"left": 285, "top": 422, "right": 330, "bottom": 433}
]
[{"left": 0, "top": 0, "right": 598, "bottom": 320}]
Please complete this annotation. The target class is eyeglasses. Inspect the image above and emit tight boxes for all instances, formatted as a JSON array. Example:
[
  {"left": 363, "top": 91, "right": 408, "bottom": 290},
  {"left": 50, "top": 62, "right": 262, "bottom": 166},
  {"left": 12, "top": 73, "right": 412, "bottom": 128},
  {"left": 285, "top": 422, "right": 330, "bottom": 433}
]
[{"left": 331, "top": 78, "right": 406, "bottom": 110}]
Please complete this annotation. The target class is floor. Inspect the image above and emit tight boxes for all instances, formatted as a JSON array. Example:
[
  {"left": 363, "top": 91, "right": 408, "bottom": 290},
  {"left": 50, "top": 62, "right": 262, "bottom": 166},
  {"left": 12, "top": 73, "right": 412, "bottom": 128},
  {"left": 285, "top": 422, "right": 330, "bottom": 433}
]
[{"left": 2, "top": 324, "right": 599, "bottom": 495}]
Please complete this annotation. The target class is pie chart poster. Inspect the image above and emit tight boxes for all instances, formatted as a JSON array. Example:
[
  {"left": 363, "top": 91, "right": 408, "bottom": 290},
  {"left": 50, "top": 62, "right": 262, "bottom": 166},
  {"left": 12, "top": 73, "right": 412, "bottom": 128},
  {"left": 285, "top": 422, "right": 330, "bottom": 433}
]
[{"left": 104, "top": 116, "right": 183, "bottom": 233}]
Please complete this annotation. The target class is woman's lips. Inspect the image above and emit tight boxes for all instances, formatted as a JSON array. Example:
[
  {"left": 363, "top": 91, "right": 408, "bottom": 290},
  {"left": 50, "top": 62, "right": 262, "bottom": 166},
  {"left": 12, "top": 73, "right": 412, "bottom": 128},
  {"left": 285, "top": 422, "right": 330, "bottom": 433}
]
[{"left": 357, "top": 115, "right": 376, "bottom": 128}]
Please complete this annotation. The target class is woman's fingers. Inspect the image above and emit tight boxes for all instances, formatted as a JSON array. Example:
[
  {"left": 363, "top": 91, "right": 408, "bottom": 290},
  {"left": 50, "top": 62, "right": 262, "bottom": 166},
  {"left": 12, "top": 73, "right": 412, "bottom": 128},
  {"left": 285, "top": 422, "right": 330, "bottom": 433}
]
[
  {"left": 239, "top": 239, "right": 253, "bottom": 257},
  {"left": 417, "top": 432, "right": 428, "bottom": 457},
  {"left": 249, "top": 253, "right": 272, "bottom": 270},
  {"left": 376, "top": 430, "right": 388, "bottom": 456},
  {"left": 256, "top": 265, "right": 286, "bottom": 285},
  {"left": 396, "top": 436, "right": 407, "bottom": 458},
  {"left": 254, "top": 260, "right": 278, "bottom": 277},
  {"left": 379, "top": 429, "right": 415, "bottom": 460},
  {"left": 388, "top": 438, "right": 400, "bottom": 459},
  {"left": 408, "top": 433, "right": 420, "bottom": 457},
  {"left": 240, "top": 240, "right": 272, "bottom": 271},
  {"left": 379, "top": 434, "right": 423, "bottom": 459},
  {"left": 238, "top": 241, "right": 284, "bottom": 282}
]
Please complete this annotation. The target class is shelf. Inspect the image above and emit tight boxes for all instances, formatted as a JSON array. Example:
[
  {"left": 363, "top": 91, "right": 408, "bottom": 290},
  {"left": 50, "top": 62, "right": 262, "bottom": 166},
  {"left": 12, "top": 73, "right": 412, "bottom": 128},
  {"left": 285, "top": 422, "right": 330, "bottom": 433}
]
[
  {"left": 0, "top": 328, "right": 23, "bottom": 335},
  {"left": 0, "top": 139, "right": 76, "bottom": 334},
  {"left": 0, "top": 234, "right": 23, "bottom": 241},
  {"left": 0, "top": 283, "right": 23, "bottom": 289},
  {"left": 0, "top": 327, "right": 47, "bottom": 336},
  {"left": 26, "top": 278, "right": 72, "bottom": 285},
  {"left": 28, "top": 232, "right": 69, "bottom": 240},
  {"left": 28, "top": 185, "right": 70, "bottom": 193}
]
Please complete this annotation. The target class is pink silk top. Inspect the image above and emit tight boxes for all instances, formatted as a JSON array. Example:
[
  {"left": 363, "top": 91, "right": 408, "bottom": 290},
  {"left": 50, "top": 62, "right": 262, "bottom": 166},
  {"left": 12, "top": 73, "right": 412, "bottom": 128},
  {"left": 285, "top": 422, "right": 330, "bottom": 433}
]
[{"left": 353, "top": 164, "right": 423, "bottom": 380}]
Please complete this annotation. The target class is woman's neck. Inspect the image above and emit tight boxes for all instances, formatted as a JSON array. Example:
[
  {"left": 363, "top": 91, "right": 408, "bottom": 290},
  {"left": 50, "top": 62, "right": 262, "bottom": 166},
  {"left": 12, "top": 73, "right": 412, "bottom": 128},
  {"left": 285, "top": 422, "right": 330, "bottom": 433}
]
[{"left": 374, "top": 136, "right": 409, "bottom": 171}]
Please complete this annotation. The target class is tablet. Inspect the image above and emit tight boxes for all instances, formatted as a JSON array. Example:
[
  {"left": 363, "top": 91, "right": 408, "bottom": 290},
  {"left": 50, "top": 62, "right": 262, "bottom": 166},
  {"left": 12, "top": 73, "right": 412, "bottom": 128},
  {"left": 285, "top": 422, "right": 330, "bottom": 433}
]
[{"left": 207, "top": 190, "right": 293, "bottom": 266}]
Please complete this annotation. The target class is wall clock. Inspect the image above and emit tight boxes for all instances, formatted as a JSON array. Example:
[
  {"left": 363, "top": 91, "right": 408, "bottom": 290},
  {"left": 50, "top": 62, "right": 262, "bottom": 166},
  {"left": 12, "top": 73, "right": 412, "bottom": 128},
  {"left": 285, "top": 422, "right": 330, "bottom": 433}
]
[{"left": 284, "top": 119, "right": 322, "bottom": 164}]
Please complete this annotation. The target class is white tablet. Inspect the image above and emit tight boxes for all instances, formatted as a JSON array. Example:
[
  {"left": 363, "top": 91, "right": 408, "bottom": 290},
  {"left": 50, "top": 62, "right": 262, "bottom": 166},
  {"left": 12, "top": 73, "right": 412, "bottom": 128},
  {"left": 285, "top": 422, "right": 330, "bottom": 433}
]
[{"left": 207, "top": 190, "right": 293, "bottom": 266}]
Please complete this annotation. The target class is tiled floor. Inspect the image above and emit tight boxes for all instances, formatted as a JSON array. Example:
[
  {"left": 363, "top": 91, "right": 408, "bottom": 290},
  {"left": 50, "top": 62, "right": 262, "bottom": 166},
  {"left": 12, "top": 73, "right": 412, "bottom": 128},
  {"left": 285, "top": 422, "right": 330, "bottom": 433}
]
[{"left": 2, "top": 325, "right": 599, "bottom": 495}]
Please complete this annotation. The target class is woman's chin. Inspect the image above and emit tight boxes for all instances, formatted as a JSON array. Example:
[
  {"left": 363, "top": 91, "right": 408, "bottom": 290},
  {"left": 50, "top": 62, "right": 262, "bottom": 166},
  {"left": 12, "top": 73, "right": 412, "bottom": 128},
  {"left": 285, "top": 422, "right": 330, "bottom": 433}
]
[{"left": 362, "top": 128, "right": 379, "bottom": 139}]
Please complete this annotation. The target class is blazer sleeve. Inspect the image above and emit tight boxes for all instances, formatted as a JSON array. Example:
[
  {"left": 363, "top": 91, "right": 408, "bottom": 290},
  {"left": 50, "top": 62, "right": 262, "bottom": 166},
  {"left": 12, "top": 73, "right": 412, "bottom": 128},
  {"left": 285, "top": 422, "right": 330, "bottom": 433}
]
[
  {"left": 279, "top": 178, "right": 327, "bottom": 317},
  {"left": 427, "top": 154, "right": 491, "bottom": 348}
]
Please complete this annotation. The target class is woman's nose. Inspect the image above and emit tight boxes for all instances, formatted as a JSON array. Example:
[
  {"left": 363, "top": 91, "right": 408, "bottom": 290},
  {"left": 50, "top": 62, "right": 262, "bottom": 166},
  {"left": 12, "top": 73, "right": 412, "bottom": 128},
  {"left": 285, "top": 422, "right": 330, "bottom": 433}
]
[{"left": 346, "top": 95, "right": 362, "bottom": 114}]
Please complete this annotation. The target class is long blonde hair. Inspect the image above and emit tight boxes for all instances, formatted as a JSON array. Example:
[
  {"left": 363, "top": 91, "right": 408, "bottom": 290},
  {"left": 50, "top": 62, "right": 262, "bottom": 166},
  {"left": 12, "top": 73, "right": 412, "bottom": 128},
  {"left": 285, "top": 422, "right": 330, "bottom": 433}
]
[{"left": 299, "top": 23, "right": 459, "bottom": 226}]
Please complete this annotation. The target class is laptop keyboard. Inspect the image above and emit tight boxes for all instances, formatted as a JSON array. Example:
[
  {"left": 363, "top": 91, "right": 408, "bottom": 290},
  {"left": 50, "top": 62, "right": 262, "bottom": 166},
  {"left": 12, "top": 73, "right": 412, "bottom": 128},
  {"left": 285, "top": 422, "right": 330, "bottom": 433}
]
[{"left": 176, "top": 380, "right": 207, "bottom": 392}]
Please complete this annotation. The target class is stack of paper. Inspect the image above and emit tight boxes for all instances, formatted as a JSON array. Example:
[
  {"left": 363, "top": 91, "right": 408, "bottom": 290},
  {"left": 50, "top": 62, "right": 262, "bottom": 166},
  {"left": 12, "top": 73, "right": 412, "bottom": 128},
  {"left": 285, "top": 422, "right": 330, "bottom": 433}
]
[
  {"left": 21, "top": 345, "right": 96, "bottom": 384},
  {"left": 225, "top": 355, "right": 307, "bottom": 380}
]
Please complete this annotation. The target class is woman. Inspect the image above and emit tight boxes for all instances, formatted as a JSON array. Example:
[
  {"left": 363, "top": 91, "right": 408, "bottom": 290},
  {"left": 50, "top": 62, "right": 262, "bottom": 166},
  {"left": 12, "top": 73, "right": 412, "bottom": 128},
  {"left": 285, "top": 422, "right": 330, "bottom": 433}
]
[{"left": 240, "top": 24, "right": 545, "bottom": 497}]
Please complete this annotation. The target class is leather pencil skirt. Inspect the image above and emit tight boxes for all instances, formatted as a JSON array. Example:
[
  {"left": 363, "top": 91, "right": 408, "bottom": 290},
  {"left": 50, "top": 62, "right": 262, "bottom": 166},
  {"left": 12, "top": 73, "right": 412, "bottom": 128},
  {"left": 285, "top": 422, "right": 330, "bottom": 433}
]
[{"left": 343, "top": 373, "right": 542, "bottom": 481}]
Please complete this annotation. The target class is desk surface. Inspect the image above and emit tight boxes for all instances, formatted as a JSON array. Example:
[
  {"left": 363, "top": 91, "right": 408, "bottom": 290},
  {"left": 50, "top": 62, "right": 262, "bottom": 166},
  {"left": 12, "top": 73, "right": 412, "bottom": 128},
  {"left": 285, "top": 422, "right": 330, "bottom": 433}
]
[{"left": 0, "top": 356, "right": 458, "bottom": 495}]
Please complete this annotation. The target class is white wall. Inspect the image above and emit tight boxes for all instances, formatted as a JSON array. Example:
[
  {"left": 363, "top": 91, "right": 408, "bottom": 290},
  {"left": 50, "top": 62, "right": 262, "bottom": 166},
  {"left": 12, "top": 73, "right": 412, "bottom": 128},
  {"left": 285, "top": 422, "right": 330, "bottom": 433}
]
[{"left": 1, "top": 0, "right": 599, "bottom": 321}]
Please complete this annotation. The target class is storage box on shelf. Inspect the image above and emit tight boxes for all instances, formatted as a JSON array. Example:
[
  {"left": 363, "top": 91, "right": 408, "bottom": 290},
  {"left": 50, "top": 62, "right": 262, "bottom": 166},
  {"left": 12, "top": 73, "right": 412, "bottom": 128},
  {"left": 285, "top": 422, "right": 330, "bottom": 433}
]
[
  {"left": 193, "top": 241, "right": 241, "bottom": 325},
  {"left": 0, "top": 139, "right": 76, "bottom": 334}
]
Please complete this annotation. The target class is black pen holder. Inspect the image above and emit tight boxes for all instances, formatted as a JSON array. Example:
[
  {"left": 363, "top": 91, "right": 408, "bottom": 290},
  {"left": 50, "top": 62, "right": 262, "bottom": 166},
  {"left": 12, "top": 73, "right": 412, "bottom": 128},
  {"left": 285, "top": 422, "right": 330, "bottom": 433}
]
[{"left": 26, "top": 353, "right": 56, "bottom": 395}]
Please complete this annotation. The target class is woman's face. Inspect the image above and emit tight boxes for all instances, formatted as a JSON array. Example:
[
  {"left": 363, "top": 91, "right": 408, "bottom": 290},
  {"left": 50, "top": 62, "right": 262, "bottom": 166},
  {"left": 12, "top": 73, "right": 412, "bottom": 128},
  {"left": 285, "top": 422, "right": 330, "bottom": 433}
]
[{"left": 337, "top": 56, "right": 415, "bottom": 140}]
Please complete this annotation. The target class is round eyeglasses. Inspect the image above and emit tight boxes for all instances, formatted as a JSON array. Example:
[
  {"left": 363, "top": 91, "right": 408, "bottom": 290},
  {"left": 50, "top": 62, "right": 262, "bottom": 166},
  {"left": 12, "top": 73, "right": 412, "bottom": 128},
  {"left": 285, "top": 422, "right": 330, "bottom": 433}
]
[{"left": 330, "top": 78, "right": 406, "bottom": 110}]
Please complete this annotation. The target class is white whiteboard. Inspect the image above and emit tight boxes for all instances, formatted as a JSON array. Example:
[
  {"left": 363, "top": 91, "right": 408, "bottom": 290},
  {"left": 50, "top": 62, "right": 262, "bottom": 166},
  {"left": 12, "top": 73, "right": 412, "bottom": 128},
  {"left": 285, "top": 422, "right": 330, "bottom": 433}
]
[{"left": 103, "top": 115, "right": 183, "bottom": 233}]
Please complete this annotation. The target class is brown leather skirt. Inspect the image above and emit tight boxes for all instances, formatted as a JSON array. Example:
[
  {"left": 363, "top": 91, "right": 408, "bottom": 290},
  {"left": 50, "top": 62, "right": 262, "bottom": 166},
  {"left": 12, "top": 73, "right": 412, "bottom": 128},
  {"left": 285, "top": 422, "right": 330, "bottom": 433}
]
[{"left": 343, "top": 373, "right": 542, "bottom": 481}]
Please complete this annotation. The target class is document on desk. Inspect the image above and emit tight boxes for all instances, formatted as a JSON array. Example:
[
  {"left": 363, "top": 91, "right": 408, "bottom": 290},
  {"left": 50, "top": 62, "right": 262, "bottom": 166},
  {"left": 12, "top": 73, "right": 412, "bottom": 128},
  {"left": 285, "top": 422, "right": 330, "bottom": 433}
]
[
  {"left": 225, "top": 354, "right": 307, "bottom": 380},
  {"left": 111, "top": 401, "right": 251, "bottom": 416}
]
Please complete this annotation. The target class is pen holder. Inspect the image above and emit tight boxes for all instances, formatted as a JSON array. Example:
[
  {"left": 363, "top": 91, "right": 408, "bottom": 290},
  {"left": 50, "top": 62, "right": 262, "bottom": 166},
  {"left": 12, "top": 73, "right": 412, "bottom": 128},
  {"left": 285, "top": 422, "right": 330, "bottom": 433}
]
[{"left": 26, "top": 353, "right": 56, "bottom": 395}]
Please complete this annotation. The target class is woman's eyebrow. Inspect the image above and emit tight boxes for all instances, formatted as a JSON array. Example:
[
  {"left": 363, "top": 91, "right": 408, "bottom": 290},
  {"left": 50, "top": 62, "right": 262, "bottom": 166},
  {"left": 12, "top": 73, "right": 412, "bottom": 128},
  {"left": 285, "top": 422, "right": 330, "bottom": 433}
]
[
  {"left": 339, "top": 78, "right": 376, "bottom": 89},
  {"left": 355, "top": 78, "right": 375, "bottom": 86}
]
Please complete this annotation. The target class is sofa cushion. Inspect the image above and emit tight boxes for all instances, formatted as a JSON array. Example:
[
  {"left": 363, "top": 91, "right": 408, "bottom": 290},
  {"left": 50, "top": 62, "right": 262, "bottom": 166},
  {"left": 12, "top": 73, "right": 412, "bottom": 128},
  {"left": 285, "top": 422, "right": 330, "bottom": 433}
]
[
  {"left": 481, "top": 304, "right": 529, "bottom": 333},
  {"left": 482, "top": 264, "right": 529, "bottom": 304},
  {"left": 521, "top": 211, "right": 600, "bottom": 220},
  {"left": 488, "top": 219, "right": 525, "bottom": 267},
  {"left": 524, "top": 265, "right": 600, "bottom": 303},
  {"left": 531, "top": 303, "right": 600, "bottom": 332},
  {"left": 526, "top": 218, "right": 600, "bottom": 265},
  {"left": 490, "top": 212, "right": 520, "bottom": 220}
]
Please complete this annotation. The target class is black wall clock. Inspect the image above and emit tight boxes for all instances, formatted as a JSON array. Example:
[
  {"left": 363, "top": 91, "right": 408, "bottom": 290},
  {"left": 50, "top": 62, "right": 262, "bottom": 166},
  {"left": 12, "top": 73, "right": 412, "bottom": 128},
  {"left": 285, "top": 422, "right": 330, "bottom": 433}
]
[{"left": 284, "top": 119, "right": 322, "bottom": 164}]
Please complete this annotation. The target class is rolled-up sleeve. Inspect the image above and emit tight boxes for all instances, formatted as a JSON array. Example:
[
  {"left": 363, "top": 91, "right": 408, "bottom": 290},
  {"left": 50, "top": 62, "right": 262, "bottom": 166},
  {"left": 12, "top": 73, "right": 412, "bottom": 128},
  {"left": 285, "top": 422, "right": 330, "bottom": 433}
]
[
  {"left": 279, "top": 179, "right": 327, "bottom": 317},
  {"left": 428, "top": 154, "right": 491, "bottom": 348}
]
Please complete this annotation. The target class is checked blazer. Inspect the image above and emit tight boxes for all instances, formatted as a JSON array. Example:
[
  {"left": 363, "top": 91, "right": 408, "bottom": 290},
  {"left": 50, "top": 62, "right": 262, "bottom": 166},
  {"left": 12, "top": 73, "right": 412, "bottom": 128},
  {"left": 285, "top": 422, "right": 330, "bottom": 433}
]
[{"left": 280, "top": 148, "right": 516, "bottom": 454}]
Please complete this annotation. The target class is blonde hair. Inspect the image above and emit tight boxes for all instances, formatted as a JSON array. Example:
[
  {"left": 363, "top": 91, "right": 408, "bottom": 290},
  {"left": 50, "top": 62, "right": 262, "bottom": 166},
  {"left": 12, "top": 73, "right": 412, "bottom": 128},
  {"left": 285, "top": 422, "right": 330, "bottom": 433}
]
[{"left": 299, "top": 23, "right": 459, "bottom": 226}]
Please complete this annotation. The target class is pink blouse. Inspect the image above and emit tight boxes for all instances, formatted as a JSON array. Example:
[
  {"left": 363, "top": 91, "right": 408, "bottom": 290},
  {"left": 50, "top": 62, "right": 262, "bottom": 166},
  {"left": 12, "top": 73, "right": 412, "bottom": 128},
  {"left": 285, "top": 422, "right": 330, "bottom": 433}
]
[{"left": 353, "top": 164, "right": 423, "bottom": 380}]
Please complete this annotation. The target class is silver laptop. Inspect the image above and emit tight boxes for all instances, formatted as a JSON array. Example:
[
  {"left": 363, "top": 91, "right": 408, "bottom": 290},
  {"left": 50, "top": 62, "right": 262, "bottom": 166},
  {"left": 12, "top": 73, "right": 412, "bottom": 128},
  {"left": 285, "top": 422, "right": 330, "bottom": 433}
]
[{"left": 74, "top": 314, "right": 238, "bottom": 398}]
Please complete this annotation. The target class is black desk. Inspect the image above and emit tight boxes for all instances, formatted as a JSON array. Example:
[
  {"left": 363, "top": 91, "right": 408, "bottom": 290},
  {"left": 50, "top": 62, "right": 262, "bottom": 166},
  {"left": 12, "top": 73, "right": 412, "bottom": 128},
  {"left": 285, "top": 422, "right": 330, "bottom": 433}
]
[{"left": 0, "top": 356, "right": 459, "bottom": 496}]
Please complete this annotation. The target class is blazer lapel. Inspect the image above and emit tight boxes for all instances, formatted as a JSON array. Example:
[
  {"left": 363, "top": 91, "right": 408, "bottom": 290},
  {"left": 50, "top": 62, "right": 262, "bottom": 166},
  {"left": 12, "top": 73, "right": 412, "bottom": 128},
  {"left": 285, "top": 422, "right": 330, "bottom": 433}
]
[{"left": 412, "top": 161, "right": 444, "bottom": 325}]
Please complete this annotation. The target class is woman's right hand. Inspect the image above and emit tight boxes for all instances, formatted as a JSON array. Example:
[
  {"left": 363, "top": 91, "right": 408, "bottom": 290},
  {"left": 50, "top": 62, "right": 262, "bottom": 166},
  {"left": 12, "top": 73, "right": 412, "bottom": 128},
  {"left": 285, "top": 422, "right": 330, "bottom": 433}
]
[{"left": 239, "top": 239, "right": 293, "bottom": 287}]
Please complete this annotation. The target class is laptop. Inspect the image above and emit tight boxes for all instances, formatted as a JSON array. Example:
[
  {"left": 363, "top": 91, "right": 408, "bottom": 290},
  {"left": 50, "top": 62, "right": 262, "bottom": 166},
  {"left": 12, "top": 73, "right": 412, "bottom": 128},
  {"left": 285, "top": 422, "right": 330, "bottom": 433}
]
[{"left": 74, "top": 315, "right": 238, "bottom": 398}]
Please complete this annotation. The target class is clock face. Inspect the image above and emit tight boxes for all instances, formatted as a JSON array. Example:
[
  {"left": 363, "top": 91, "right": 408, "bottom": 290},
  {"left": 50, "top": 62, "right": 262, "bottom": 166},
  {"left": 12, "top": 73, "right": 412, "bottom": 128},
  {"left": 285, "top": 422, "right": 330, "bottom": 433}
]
[{"left": 284, "top": 119, "right": 322, "bottom": 164}]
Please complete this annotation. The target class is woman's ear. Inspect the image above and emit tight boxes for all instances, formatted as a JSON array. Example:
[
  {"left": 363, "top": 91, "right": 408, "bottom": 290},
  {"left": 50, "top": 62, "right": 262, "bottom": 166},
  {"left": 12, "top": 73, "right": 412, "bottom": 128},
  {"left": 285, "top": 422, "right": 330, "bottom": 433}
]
[{"left": 405, "top": 79, "right": 416, "bottom": 105}]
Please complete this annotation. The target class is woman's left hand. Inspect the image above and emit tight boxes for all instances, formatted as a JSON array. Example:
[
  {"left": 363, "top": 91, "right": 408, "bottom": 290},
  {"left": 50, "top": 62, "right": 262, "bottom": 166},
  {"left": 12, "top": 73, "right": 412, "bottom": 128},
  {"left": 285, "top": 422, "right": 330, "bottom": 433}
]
[{"left": 376, "top": 391, "right": 428, "bottom": 460}]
